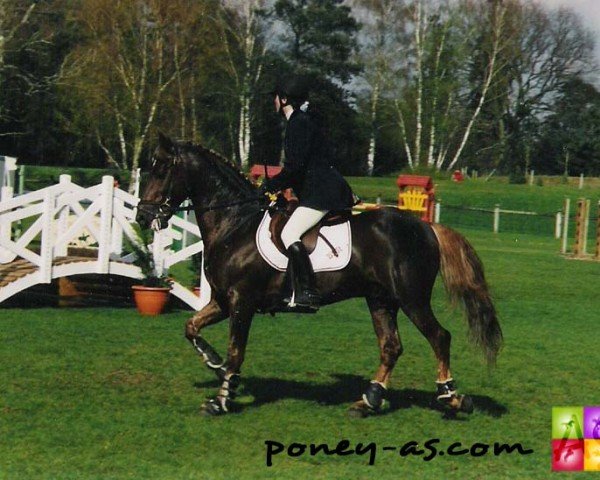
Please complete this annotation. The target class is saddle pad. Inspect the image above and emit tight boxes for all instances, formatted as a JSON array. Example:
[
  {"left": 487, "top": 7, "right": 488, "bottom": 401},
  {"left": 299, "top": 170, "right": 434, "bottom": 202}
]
[{"left": 255, "top": 211, "right": 352, "bottom": 272}]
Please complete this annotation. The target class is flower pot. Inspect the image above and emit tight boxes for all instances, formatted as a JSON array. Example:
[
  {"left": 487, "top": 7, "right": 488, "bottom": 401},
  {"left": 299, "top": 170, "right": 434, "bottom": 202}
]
[{"left": 132, "top": 286, "right": 171, "bottom": 316}]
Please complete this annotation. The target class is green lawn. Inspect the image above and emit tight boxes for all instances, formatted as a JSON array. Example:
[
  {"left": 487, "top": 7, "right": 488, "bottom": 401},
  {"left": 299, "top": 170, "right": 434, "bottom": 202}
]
[
  {"left": 1, "top": 227, "right": 599, "bottom": 479},
  {"left": 348, "top": 175, "right": 599, "bottom": 241}
]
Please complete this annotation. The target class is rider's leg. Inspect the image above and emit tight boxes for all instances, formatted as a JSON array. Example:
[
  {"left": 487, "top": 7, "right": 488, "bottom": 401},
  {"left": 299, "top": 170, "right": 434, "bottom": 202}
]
[{"left": 280, "top": 206, "right": 327, "bottom": 309}]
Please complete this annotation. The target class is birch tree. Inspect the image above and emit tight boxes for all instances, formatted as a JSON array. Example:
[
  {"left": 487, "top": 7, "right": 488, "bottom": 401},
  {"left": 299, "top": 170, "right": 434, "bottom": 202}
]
[
  {"left": 61, "top": 0, "right": 210, "bottom": 189},
  {"left": 349, "top": 0, "right": 408, "bottom": 175},
  {"left": 384, "top": 0, "right": 509, "bottom": 171},
  {"left": 219, "top": 0, "right": 271, "bottom": 170}
]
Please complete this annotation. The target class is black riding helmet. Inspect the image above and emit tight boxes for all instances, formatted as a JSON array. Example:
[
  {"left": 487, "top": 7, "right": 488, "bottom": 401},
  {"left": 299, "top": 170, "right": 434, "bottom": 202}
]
[{"left": 271, "top": 74, "right": 310, "bottom": 109}]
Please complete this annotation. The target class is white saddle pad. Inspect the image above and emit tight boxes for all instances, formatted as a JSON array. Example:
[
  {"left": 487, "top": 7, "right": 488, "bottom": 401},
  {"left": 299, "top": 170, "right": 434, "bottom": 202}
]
[{"left": 255, "top": 211, "right": 352, "bottom": 272}]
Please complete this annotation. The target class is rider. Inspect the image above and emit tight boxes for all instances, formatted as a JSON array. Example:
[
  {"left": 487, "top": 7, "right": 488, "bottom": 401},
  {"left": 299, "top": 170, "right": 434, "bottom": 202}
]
[{"left": 261, "top": 74, "right": 354, "bottom": 311}]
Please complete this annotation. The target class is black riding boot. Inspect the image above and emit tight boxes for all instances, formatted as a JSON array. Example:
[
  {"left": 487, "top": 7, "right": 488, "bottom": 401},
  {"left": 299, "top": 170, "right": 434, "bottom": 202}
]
[{"left": 282, "top": 241, "right": 321, "bottom": 312}]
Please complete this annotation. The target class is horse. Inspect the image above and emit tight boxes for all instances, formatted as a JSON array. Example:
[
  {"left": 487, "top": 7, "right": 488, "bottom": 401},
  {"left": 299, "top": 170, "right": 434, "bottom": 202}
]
[{"left": 136, "top": 133, "right": 502, "bottom": 417}]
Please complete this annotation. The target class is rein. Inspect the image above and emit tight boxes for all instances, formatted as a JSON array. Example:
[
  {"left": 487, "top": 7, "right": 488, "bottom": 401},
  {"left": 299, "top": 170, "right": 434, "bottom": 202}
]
[{"left": 175, "top": 197, "right": 265, "bottom": 214}]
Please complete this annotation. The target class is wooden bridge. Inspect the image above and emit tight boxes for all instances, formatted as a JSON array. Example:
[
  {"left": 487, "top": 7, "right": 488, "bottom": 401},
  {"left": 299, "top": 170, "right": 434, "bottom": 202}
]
[{"left": 0, "top": 175, "right": 210, "bottom": 309}]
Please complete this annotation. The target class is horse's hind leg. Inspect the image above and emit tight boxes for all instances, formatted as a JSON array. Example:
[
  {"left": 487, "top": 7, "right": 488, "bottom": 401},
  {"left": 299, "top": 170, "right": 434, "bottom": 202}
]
[
  {"left": 406, "top": 304, "right": 473, "bottom": 414},
  {"left": 349, "top": 297, "right": 402, "bottom": 417},
  {"left": 185, "top": 298, "right": 228, "bottom": 380}
]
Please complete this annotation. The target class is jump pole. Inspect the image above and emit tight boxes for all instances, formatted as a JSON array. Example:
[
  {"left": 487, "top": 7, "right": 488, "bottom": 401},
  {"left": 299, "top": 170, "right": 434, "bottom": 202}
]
[{"left": 573, "top": 198, "right": 589, "bottom": 258}]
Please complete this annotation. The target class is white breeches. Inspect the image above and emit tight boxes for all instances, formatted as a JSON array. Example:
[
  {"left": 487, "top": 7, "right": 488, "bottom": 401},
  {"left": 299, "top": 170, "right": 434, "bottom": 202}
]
[{"left": 281, "top": 206, "right": 328, "bottom": 249}]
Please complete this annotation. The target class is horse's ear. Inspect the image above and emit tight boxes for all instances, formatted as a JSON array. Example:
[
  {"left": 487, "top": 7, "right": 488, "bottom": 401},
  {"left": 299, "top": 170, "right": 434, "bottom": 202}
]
[{"left": 158, "top": 131, "right": 175, "bottom": 154}]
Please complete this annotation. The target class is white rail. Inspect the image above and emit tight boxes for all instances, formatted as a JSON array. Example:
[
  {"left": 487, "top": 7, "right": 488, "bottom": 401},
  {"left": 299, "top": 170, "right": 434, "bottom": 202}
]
[{"left": 0, "top": 175, "right": 210, "bottom": 309}]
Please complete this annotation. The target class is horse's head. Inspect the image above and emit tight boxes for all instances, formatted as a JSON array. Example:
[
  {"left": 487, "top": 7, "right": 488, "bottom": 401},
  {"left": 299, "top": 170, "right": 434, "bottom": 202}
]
[{"left": 136, "top": 132, "right": 189, "bottom": 231}]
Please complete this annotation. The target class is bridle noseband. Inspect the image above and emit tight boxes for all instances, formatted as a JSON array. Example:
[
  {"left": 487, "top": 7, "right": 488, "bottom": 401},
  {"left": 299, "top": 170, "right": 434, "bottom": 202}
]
[{"left": 137, "top": 146, "right": 191, "bottom": 229}]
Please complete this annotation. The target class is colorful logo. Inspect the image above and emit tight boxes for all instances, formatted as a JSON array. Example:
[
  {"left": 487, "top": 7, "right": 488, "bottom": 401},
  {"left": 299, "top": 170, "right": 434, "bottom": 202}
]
[{"left": 553, "top": 406, "right": 600, "bottom": 472}]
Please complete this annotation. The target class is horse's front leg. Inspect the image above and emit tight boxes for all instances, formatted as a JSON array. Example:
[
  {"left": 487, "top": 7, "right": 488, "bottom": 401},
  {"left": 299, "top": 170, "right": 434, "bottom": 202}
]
[
  {"left": 185, "top": 298, "right": 229, "bottom": 380},
  {"left": 201, "top": 290, "right": 255, "bottom": 415}
]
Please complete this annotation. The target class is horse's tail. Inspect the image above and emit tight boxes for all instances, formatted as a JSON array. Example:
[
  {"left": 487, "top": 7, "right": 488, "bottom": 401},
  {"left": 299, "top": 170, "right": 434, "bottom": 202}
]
[{"left": 431, "top": 224, "right": 502, "bottom": 365}]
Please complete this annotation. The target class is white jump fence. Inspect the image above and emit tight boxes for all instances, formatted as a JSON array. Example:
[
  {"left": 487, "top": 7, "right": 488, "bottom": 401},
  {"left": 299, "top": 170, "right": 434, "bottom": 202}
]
[{"left": 0, "top": 174, "right": 210, "bottom": 309}]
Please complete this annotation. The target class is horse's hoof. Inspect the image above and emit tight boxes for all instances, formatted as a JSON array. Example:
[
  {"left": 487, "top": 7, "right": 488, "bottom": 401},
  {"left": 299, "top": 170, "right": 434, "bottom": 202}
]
[
  {"left": 459, "top": 394, "right": 474, "bottom": 414},
  {"left": 200, "top": 398, "right": 228, "bottom": 416}
]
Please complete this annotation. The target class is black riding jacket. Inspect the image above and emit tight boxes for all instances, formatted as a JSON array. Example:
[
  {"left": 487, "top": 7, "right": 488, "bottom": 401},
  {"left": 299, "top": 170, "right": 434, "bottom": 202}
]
[{"left": 264, "top": 109, "right": 354, "bottom": 211}]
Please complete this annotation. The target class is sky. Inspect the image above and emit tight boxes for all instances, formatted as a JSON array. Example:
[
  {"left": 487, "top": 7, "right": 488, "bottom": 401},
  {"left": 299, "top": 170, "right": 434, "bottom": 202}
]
[{"left": 540, "top": 0, "right": 600, "bottom": 61}]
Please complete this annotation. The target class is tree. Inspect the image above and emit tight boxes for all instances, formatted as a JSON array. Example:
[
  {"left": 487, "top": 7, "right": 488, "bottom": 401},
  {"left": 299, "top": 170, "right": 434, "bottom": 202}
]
[
  {"left": 265, "top": 0, "right": 366, "bottom": 173},
  {"left": 380, "top": 0, "right": 509, "bottom": 171},
  {"left": 534, "top": 76, "right": 600, "bottom": 176},
  {"left": 501, "top": 2, "right": 594, "bottom": 173},
  {"left": 273, "top": 0, "right": 360, "bottom": 81},
  {"left": 349, "top": 0, "right": 408, "bottom": 175},
  {"left": 218, "top": 0, "right": 272, "bottom": 170},
  {"left": 61, "top": 0, "right": 213, "bottom": 188}
]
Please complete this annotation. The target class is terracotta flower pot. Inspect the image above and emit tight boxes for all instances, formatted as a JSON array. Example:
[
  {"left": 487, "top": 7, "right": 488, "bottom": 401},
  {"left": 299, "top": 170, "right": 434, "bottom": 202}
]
[{"left": 132, "top": 285, "right": 171, "bottom": 316}]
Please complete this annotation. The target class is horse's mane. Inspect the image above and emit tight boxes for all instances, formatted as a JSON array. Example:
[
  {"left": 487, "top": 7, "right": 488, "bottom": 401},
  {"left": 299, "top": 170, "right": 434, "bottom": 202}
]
[{"left": 181, "top": 141, "right": 256, "bottom": 196}]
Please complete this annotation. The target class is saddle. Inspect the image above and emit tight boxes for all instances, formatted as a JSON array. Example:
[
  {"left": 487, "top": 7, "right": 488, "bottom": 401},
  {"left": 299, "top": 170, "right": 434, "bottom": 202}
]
[{"left": 268, "top": 199, "right": 352, "bottom": 256}]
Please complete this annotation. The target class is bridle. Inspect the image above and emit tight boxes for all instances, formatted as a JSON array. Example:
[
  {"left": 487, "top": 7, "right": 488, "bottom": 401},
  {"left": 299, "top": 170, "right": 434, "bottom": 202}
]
[
  {"left": 137, "top": 145, "right": 191, "bottom": 230},
  {"left": 137, "top": 144, "right": 268, "bottom": 230}
]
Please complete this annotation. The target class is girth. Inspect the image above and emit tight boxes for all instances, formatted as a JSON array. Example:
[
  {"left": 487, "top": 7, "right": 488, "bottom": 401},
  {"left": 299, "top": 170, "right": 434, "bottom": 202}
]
[{"left": 268, "top": 200, "right": 352, "bottom": 256}]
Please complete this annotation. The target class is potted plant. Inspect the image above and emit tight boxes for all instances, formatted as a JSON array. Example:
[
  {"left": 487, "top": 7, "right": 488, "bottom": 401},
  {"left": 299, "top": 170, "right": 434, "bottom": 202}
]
[{"left": 127, "top": 225, "right": 172, "bottom": 316}]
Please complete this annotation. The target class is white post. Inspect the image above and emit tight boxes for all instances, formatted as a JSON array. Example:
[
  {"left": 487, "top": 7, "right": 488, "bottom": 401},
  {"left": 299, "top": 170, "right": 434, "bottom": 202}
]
[
  {"left": 434, "top": 201, "right": 441, "bottom": 224},
  {"left": 555, "top": 212, "right": 562, "bottom": 240},
  {"left": 97, "top": 176, "right": 115, "bottom": 273},
  {"left": 55, "top": 175, "right": 71, "bottom": 257},
  {"left": 0, "top": 185, "right": 14, "bottom": 261},
  {"left": 111, "top": 183, "right": 124, "bottom": 255},
  {"left": 182, "top": 200, "right": 189, "bottom": 248},
  {"left": 561, "top": 198, "right": 570, "bottom": 254},
  {"left": 493, "top": 205, "right": 500, "bottom": 234},
  {"left": 529, "top": 170, "right": 535, "bottom": 186},
  {"left": 198, "top": 252, "right": 211, "bottom": 309},
  {"left": 39, "top": 189, "right": 55, "bottom": 283},
  {"left": 152, "top": 230, "right": 165, "bottom": 278},
  {"left": 579, "top": 173, "right": 584, "bottom": 190}
]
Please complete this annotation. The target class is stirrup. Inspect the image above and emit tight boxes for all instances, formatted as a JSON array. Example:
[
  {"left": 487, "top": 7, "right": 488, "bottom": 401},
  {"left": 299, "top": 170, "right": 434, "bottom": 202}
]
[{"left": 289, "top": 290, "right": 320, "bottom": 308}]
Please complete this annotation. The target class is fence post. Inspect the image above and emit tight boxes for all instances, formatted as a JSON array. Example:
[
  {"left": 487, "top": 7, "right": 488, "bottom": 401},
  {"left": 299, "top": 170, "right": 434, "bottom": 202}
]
[
  {"left": 55, "top": 175, "right": 71, "bottom": 257},
  {"left": 111, "top": 183, "right": 124, "bottom": 255},
  {"left": 39, "top": 189, "right": 55, "bottom": 283},
  {"left": 434, "top": 201, "right": 441, "bottom": 224},
  {"left": 0, "top": 185, "right": 14, "bottom": 262},
  {"left": 493, "top": 205, "right": 500, "bottom": 233},
  {"left": 561, "top": 198, "right": 570, "bottom": 254},
  {"left": 97, "top": 176, "right": 115, "bottom": 273},
  {"left": 529, "top": 170, "right": 535, "bottom": 186},
  {"left": 579, "top": 173, "right": 584, "bottom": 190},
  {"left": 555, "top": 212, "right": 562, "bottom": 239},
  {"left": 198, "top": 252, "right": 211, "bottom": 310}
]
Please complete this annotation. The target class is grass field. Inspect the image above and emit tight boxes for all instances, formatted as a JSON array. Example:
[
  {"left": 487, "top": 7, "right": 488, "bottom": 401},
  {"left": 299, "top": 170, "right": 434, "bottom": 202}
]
[{"left": 1, "top": 226, "right": 599, "bottom": 479}]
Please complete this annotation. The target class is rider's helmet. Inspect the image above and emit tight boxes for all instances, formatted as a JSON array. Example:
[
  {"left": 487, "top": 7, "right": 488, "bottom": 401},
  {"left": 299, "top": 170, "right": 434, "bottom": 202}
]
[{"left": 271, "top": 74, "right": 310, "bottom": 110}]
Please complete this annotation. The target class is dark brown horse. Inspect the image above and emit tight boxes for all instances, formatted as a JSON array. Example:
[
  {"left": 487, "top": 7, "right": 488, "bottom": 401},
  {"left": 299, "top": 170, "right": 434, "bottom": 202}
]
[{"left": 136, "top": 133, "right": 502, "bottom": 416}]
